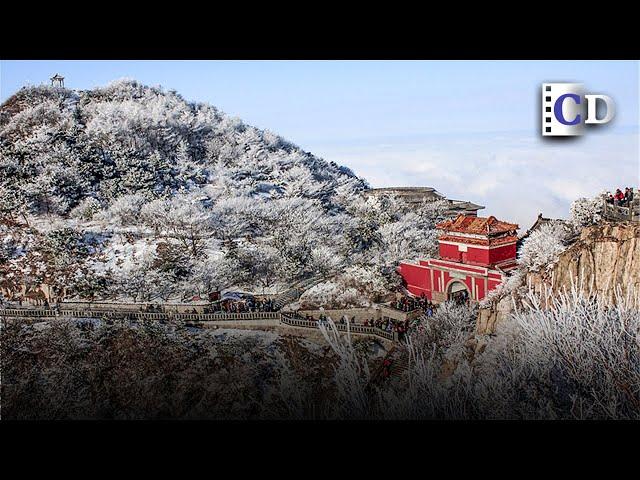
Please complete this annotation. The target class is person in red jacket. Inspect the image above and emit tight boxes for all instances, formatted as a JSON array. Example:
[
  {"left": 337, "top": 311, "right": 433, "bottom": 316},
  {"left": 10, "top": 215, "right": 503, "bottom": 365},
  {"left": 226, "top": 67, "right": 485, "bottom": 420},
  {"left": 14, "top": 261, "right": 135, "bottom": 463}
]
[
  {"left": 382, "top": 359, "right": 392, "bottom": 378},
  {"left": 614, "top": 189, "right": 625, "bottom": 205}
]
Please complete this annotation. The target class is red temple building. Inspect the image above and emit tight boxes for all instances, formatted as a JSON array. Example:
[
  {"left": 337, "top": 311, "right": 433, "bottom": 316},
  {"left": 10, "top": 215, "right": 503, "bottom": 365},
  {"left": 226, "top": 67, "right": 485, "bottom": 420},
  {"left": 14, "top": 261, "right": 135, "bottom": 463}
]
[{"left": 398, "top": 214, "right": 519, "bottom": 303}]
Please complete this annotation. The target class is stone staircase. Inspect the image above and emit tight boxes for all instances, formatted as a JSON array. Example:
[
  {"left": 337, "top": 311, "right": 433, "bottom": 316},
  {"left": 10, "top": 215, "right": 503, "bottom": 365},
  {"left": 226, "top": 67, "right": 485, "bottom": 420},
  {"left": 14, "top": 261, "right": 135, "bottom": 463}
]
[
  {"left": 367, "top": 345, "right": 410, "bottom": 390},
  {"left": 389, "top": 353, "right": 410, "bottom": 378},
  {"left": 272, "top": 275, "right": 324, "bottom": 310}
]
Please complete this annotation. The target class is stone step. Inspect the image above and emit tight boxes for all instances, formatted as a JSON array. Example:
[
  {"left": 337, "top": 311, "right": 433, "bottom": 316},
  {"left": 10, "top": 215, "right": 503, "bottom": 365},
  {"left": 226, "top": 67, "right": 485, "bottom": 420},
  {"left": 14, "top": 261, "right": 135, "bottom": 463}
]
[
  {"left": 390, "top": 358, "right": 409, "bottom": 377},
  {"left": 271, "top": 275, "right": 324, "bottom": 310}
]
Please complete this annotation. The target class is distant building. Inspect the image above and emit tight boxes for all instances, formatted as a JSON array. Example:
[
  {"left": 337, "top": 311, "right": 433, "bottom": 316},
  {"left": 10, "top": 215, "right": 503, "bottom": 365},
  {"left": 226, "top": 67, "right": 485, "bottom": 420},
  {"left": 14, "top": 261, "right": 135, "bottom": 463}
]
[
  {"left": 363, "top": 187, "right": 484, "bottom": 217},
  {"left": 516, "top": 213, "right": 568, "bottom": 249},
  {"left": 50, "top": 74, "right": 65, "bottom": 88},
  {"left": 398, "top": 214, "right": 519, "bottom": 303}
]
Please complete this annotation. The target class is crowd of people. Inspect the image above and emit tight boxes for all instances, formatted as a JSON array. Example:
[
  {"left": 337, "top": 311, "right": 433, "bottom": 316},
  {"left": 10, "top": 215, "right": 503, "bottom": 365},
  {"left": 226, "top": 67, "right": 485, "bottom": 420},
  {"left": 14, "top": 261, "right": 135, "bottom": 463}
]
[
  {"left": 370, "top": 317, "right": 412, "bottom": 340},
  {"left": 606, "top": 187, "right": 635, "bottom": 207},
  {"left": 138, "top": 298, "right": 277, "bottom": 314},
  {"left": 392, "top": 294, "right": 437, "bottom": 316},
  {"left": 290, "top": 291, "right": 442, "bottom": 342},
  {"left": 206, "top": 297, "right": 276, "bottom": 314}
]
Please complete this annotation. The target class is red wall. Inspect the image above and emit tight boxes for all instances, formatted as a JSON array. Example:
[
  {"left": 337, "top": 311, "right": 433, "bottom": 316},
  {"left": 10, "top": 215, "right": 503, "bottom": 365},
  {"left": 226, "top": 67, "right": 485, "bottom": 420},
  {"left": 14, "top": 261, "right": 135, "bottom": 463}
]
[
  {"left": 440, "top": 243, "right": 490, "bottom": 267},
  {"left": 464, "top": 246, "right": 490, "bottom": 266},
  {"left": 474, "top": 278, "right": 486, "bottom": 299},
  {"left": 399, "top": 263, "right": 432, "bottom": 298},
  {"left": 400, "top": 262, "right": 507, "bottom": 302},
  {"left": 432, "top": 269, "right": 444, "bottom": 292},
  {"left": 430, "top": 260, "right": 486, "bottom": 274},
  {"left": 462, "top": 275, "right": 473, "bottom": 295},
  {"left": 439, "top": 243, "right": 461, "bottom": 262},
  {"left": 488, "top": 243, "right": 517, "bottom": 265},
  {"left": 488, "top": 279, "right": 502, "bottom": 292},
  {"left": 440, "top": 242, "right": 516, "bottom": 268}
]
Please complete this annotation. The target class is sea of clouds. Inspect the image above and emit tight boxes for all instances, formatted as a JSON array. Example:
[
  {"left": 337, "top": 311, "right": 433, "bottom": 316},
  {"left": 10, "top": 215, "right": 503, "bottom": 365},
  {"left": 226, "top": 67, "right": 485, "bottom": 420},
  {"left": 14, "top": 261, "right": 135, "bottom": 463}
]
[{"left": 315, "top": 128, "right": 639, "bottom": 230}]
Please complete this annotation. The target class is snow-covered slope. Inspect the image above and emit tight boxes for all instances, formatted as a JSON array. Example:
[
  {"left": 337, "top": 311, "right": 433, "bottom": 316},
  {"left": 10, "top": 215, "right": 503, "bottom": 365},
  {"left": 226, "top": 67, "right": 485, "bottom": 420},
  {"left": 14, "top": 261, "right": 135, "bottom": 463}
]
[
  {"left": 0, "top": 79, "right": 367, "bottom": 214},
  {"left": 0, "top": 80, "right": 447, "bottom": 304}
]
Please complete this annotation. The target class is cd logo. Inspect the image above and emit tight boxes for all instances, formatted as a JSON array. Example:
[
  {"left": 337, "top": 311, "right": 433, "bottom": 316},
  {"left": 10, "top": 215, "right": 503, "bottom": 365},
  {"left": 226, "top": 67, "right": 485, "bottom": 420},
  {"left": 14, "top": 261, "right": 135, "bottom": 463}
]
[{"left": 542, "top": 83, "right": 615, "bottom": 136}]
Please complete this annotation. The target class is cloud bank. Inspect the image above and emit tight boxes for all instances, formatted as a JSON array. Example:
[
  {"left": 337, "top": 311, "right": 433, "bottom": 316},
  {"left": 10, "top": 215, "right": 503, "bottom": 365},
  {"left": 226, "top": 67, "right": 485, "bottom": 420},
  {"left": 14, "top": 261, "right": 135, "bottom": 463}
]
[{"left": 314, "top": 129, "right": 639, "bottom": 230}]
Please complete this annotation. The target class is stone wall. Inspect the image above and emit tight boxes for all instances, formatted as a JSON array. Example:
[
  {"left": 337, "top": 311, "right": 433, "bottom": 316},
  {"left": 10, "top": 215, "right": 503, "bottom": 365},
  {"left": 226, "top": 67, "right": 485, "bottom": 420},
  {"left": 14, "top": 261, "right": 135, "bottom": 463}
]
[
  {"left": 60, "top": 300, "right": 210, "bottom": 314},
  {"left": 299, "top": 305, "right": 415, "bottom": 323},
  {"left": 201, "top": 319, "right": 281, "bottom": 329}
]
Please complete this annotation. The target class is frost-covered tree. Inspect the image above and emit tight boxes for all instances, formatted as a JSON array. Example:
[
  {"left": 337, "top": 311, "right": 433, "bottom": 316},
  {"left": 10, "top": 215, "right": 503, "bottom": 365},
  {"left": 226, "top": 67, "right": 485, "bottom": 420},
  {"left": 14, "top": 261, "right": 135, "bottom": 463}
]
[
  {"left": 69, "top": 197, "right": 102, "bottom": 221},
  {"left": 173, "top": 139, "right": 208, "bottom": 188},
  {"left": 190, "top": 254, "right": 239, "bottom": 296},
  {"left": 0, "top": 184, "right": 27, "bottom": 224},
  {"left": 209, "top": 196, "right": 264, "bottom": 241},
  {"left": 26, "top": 227, "right": 97, "bottom": 300},
  {"left": 101, "top": 193, "right": 148, "bottom": 227},
  {"left": 498, "top": 285, "right": 640, "bottom": 419},
  {"left": 1, "top": 79, "right": 428, "bottom": 299},
  {"left": 317, "top": 318, "right": 372, "bottom": 419},
  {"left": 140, "top": 193, "right": 214, "bottom": 257},
  {"left": 280, "top": 164, "right": 328, "bottom": 199},
  {"left": 109, "top": 247, "right": 158, "bottom": 302},
  {"left": 230, "top": 243, "right": 285, "bottom": 291},
  {"left": 309, "top": 244, "right": 344, "bottom": 277},
  {"left": 518, "top": 222, "right": 573, "bottom": 272},
  {"left": 571, "top": 194, "right": 603, "bottom": 228}
]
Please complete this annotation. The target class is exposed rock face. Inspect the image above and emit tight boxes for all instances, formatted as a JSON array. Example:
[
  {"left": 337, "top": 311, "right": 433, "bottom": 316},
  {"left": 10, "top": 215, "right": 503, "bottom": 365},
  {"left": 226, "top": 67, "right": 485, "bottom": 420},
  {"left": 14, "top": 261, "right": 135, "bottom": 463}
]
[
  {"left": 530, "top": 222, "right": 640, "bottom": 305},
  {"left": 476, "top": 222, "right": 640, "bottom": 334},
  {"left": 476, "top": 295, "right": 516, "bottom": 335}
]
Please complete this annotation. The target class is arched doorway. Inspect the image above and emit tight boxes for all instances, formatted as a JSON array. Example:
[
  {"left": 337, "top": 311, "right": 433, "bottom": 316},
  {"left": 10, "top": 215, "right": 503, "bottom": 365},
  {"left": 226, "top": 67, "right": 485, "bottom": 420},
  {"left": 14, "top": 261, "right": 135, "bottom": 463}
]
[{"left": 447, "top": 281, "right": 470, "bottom": 304}]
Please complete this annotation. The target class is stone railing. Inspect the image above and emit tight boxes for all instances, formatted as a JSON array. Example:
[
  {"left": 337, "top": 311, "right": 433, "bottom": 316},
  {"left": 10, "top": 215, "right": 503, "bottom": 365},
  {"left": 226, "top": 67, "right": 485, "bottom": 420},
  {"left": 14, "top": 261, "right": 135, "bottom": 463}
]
[
  {"left": 0, "top": 308, "right": 280, "bottom": 322},
  {"left": 379, "top": 305, "right": 423, "bottom": 322},
  {"left": 175, "top": 311, "right": 281, "bottom": 322},
  {"left": 602, "top": 198, "right": 639, "bottom": 222},
  {"left": 0, "top": 308, "right": 397, "bottom": 342},
  {"left": 58, "top": 301, "right": 210, "bottom": 314},
  {"left": 0, "top": 308, "right": 58, "bottom": 318},
  {"left": 279, "top": 313, "right": 397, "bottom": 342}
]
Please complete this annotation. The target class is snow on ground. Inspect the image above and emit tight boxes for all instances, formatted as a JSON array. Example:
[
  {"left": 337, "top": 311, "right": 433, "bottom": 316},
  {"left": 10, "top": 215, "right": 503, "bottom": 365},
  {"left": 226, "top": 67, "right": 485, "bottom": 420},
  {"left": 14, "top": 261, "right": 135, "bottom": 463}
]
[
  {"left": 26, "top": 215, "right": 70, "bottom": 232},
  {"left": 221, "top": 284, "right": 289, "bottom": 296},
  {"left": 201, "top": 241, "right": 224, "bottom": 262},
  {"left": 91, "top": 235, "right": 159, "bottom": 275}
]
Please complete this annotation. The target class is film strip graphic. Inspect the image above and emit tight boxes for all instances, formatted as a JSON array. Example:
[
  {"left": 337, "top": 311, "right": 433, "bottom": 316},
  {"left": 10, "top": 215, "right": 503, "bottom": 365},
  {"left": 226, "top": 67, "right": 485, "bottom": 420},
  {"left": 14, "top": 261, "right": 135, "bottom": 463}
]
[{"left": 542, "top": 83, "right": 585, "bottom": 137}]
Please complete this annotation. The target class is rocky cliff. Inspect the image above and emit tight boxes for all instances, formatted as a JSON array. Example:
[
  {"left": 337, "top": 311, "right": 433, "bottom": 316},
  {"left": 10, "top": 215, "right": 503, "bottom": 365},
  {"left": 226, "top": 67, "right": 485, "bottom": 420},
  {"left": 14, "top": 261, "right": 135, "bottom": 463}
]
[
  {"left": 477, "top": 221, "right": 640, "bottom": 334},
  {"left": 476, "top": 294, "right": 518, "bottom": 335},
  {"left": 532, "top": 221, "right": 640, "bottom": 303}
]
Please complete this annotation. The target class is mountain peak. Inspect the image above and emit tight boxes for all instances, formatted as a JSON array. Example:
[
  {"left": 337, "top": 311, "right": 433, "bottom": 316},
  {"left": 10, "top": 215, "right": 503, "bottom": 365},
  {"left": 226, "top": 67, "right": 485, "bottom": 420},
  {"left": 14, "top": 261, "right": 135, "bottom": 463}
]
[{"left": 0, "top": 78, "right": 368, "bottom": 218}]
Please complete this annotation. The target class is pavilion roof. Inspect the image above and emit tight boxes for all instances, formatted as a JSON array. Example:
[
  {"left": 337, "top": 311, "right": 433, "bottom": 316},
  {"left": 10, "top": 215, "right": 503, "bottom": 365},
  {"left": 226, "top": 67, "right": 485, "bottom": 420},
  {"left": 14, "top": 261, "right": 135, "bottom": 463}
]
[{"left": 436, "top": 214, "right": 519, "bottom": 235}]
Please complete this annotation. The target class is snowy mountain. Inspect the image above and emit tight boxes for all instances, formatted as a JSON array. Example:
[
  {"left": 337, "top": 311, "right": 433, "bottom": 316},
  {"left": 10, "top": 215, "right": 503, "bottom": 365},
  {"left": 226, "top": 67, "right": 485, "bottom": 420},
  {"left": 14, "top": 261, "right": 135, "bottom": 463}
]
[
  {"left": 0, "top": 79, "right": 367, "bottom": 215},
  {"left": 0, "top": 80, "right": 447, "bottom": 304}
]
